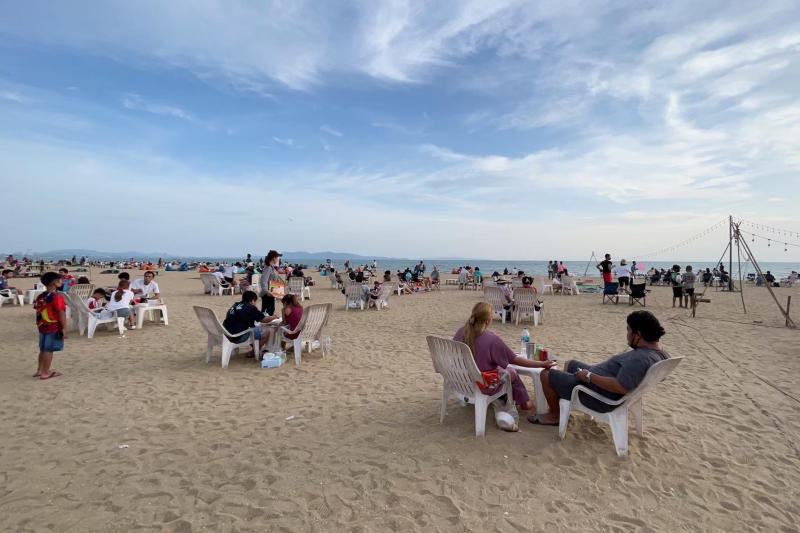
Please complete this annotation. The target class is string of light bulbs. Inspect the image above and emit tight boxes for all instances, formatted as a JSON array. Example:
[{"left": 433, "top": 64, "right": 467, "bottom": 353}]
[
  {"left": 630, "top": 218, "right": 728, "bottom": 260},
  {"left": 738, "top": 229, "right": 800, "bottom": 252},
  {"left": 737, "top": 219, "right": 800, "bottom": 241}
]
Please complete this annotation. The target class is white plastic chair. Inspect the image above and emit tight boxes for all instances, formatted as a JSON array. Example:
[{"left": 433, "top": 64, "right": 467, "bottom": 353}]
[
  {"left": 211, "top": 275, "right": 234, "bottom": 296},
  {"left": 512, "top": 287, "right": 542, "bottom": 326},
  {"left": 278, "top": 303, "right": 332, "bottom": 365},
  {"left": 199, "top": 273, "right": 216, "bottom": 294},
  {"left": 67, "top": 283, "right": 94, "bottom": 301},
  {"left": 483, "top": 286, "right": 507, "bottom": 324},
  {"left": 64, "top": 293, "right": 125, "bottom": 338},
  {"left": 193, "top": 305, "right": 259, "bottom": 368},
  {"left": 558, "top": 357, "right": 683, "bottom": 456},
  {"left": 344, "top": 283, "right": 364, "bottom": 310},
  {"left": 426, "top": 335, "right": 512, "bottom": 436},
  {"left": 561, "top": 275, "right": 579, "bottom": 296},
  {"left": 287, "top": 277, "right": 311, "bottom": 301},
  {"left": 369, "top": 283, "right": 393, "bottom": 310},
  {"left": 534, "top": 276, "right": 553, "bottom": 296},
  {"left": 0, "top": 289, "right": 24, "bottom": 307}
]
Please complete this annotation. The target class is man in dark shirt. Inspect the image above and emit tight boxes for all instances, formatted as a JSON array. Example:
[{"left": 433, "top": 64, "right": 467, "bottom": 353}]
[
  {"left": 529, "top": 311, "right": 670, "bottom": 425},
  {"left": 223, "top": 291, "right": 278, "bottom": 355},
  {"left": 596, "top": 253, "right": 614, "bottom": 284}
]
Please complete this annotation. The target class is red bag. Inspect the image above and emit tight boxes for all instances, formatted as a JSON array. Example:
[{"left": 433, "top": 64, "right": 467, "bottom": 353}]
[{"left": 476, "top": 369, "right": 502, "bottom": 391}]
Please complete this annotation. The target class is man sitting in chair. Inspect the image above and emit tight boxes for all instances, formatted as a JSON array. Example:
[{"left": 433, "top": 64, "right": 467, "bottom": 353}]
[
  {"left": 528, "top": 311, "right": 670, "bottom": 425},
  {"left": 131, "top": 271, "right": 161, "bottom": 302}
]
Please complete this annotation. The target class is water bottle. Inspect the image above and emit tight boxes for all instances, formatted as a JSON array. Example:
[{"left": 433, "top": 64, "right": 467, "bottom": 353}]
[
  {"left": 520, "top": 328, "right": 530, "bottom": 356},
  {"left": 325, "top": 336, "right": 332, "bottom": 352}
]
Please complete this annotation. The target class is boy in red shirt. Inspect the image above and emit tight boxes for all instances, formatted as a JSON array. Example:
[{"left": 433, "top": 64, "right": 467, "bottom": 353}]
[{"left": 34, "top": 272, "right": 68, "bottom": 380}]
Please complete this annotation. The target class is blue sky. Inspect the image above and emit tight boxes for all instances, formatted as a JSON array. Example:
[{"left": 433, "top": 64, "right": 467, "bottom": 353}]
[{"left": 1, "top": 0, "right": 799, "bottom": 261}]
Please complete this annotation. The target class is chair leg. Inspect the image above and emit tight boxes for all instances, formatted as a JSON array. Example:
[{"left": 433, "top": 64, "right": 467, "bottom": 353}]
[
  {"left": 116, "top": 318, "right": 125, "bottom": 335},
  {"left": 474, "top": 394, "right": 489, "bottom": 436},
  {"left": 87, "top": 319, "right": 98, "bottom": 339},
  {"left": 440, "top": 387, "right": 449, "bottom": 423},
  {"left": 630, "top": 399, "right": 644, "bottom": 437},
  {"left": 558, "top": 399, "right": 572, "bottom": 439},
  {"left": 293, "top": 338, "right": 302, "bottom": 366},
  {"left": 161, "top": 308, "right": 168, "bottom": 325},
  {"left": 206, "top": 335, "right": 215, "bottom": 363},
  {"left": 608, "top": 408, "right": 630, "bottom": 456},
  {"left": 221, "top": 340, "right": 234, "bottom": 368}
]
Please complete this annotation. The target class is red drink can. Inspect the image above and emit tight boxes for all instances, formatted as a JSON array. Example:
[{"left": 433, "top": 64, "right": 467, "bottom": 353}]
[{"left": 541, "top": 349, "right": 549, "bottom": 361}]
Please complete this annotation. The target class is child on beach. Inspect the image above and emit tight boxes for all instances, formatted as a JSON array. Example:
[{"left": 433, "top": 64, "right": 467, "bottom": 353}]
[
  {"left": 34, "top": 272, "right": 68, "bottom": 380},
  {"left": 58, "top": 268, "right": 75, "bottom": 292},
  {"left": 108, "top": 280, "right": 136, "bottom": 329},
  {"left": 86, "top": 288, "right": 107, "bottom": 311},
  {"left": 670, "top": 265, "right": 684, "bottom": 308},
  {"left": 280, "top": 294, "right": 304, "bottom": 350}
]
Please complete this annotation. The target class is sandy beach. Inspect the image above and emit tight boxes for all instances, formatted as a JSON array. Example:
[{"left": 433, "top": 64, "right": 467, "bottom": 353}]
[{"left": 1, "top": 269, "right": 799, "bottom": 532}]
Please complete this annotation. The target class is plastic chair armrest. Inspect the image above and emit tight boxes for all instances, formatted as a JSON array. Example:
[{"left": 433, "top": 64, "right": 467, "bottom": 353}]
[{"left": 570, "top": 384, "right": 626, "bottom": 406}]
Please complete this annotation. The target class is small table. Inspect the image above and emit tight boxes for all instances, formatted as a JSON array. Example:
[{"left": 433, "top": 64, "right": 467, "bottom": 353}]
[
  {"left": 26, "top": 289, "right": 45, "bottom": 304},
  {"left": 134, "top": 302, "right": 169, "bottom": 329},
  {"left": 508, "top": 364, "right": 549, "bottom": 415}
]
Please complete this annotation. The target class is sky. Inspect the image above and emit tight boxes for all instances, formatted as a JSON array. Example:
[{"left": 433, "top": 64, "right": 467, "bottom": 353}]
[{"left": 1, "top": 0, "right": 799, "bottom": 262}]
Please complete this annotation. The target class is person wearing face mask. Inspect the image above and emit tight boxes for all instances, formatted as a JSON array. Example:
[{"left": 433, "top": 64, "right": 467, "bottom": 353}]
[{"left": 528, "top": 311, "right": 669, "bottom": 425}]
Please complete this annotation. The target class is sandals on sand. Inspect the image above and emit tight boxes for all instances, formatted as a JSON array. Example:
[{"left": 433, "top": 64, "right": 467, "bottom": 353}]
[
  {"left": 40, "top": 372, "right": 62, "bottom": 380},
  {"left": 527, "top": 415, "right": 558, "bottom": 426}
]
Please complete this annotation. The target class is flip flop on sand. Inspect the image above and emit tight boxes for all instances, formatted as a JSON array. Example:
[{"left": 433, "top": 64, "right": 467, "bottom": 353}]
[
  {"left": 32, "top": 373, "right": 40, "bottom": 378},
  {"left": 527, "top": 415, "right": 558, "bottom": 426},
  {"left": 40, "top": 372, "right": 62, "bottom": 380}
]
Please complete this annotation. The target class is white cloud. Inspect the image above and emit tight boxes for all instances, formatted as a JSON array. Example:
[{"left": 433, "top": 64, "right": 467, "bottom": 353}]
[
  {"left": 1, "top": 91, "right": 26, "bottom": 103},
  {"left": 272, "top": 136, "right": 295, "bottom": 147},
  {"left": 320, "top": 124, "right": 342, "bottom": 137},
  {"left": 122, "top": 93, "right": 192, "bottom": 120}
]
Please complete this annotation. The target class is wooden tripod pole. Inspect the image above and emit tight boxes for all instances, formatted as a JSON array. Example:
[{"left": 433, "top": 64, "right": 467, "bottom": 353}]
[
  {"left": 734, "top": 222, "right": 746, "bottom": 314},
  {"left": 737, "top": 226, "right": 795, "bottom": 328}
]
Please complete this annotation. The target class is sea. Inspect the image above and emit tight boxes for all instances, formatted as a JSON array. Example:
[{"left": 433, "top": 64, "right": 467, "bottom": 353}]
[{"left": 287, "top": 259, "right": 798, "bottom": 280}]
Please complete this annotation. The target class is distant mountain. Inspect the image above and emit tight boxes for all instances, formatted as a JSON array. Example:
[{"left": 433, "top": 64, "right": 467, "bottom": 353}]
[{"left": 2, "top": 248, "right": 408, "bottom": 262}]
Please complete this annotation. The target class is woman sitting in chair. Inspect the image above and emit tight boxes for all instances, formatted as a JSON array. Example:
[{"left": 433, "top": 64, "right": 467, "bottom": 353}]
[
  {"left": 280, "top": 293, "right": 304, "bottom": 351},
  {"left": 454, "top": 302, "right": 556, "bottom": 413}
]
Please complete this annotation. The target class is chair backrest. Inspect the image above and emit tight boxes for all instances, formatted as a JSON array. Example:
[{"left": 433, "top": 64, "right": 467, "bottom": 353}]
[
  {"left": 426, "top": 335, "right": 482, "bottom": 397},
  {"left": 604, "top": 282, "right": 619, "bottom": 294},
  {"left": 299, "top": 303, "right": 332, "bottom": 342},
  {"left": 513, "top": 287, "right": 538, "bottom": 311},
  {"left": 193, "top": 305, "right": 226, "bottom": 337},
  {"left": 630, "top": 281, "right": 646, "bottom": 297},
  {"left": 68, "top": 283, "right": 94, "bottom": 300},
  {"left": 483, "top": 286, "right": 505, "bottom": 313},
  {"left": 64, "top": 292, "right": 91, "bottom": 318},
  {"left": 287, "top": 277, "right": 304, "bottom": 295},
  {"left": 623, "top": 357, "right": 683, "bottom": 404},
  {"left": 251, "top": 274, "right": 261, "bottom": 293},
  {"left": 534, "top": 277, "right": 547, "bottom": 293},
  {"left": 200, "top": 273, "right": 216, "bottom": 291},
  {"left": 378, "top": 283, "right": 393, "bottom": 301},
  {"left": 511, "top": 277, "right": 523, "bottom": 288},
  {"left": 345, "top": 283, "right": 363, "bottom": 303}
]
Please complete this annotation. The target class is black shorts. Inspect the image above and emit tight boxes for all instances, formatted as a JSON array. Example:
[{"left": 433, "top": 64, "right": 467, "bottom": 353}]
[
  {"left": 548, "top": 360, "right": 622, "bottom": 413},
  {"left": 618, "top": 276, "right": 630, "bottom": 287},
  {"left": 224, "top": 276, "right": 234, "bottom": 284},
  {"left": 684, "top": 288, "right": 694, "bottom": 296},
  {"left": 672, "top": 287, "right": 683, "bottom": 298}
]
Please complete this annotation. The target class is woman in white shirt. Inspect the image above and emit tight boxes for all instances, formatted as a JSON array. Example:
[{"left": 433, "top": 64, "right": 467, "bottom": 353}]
[
  {"left": 107, "top": 279, "right": 136, "bottom": 328},
  {"left": 616, "top": 259, "right": 632, "bottom": 291}
]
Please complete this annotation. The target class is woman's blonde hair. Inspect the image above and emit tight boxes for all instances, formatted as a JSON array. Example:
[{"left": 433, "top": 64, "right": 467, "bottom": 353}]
[
  {"left": 114, "top": 279, "right": 130, "bottom": 302},
  {"left": 462, "top": 302, "right": 492, "bottom": 355}
]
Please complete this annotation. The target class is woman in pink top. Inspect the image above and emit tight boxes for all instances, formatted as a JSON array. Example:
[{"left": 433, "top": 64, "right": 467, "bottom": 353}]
[
  {"left": 454, "top": 302, "right": 556, "bottom": 412},
  {"left": 280, "top": 294, "right": 304, "bottom": 345}
]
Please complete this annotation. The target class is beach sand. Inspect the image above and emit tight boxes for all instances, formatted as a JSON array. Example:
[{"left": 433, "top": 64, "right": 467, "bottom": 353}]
[{"left": 1, "top": 270, "right": 799, "bottom": 532}]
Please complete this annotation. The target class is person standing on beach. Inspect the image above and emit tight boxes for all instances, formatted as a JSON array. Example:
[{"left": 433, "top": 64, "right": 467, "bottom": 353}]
[
  {"left": 34, "top": 272, "right": 68, "bottom": 380},
  {"left": 259, "top": 250, "right": 282, "bottom": 316},
  {"left": 682, "top": 266, "right": 696, "bottom": 308},
  {"left": 670, "top": 265, "right": 684, "bottom": 308},
  {"left": 597, "top": 254, "right": 614, "bottom": 284}
]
